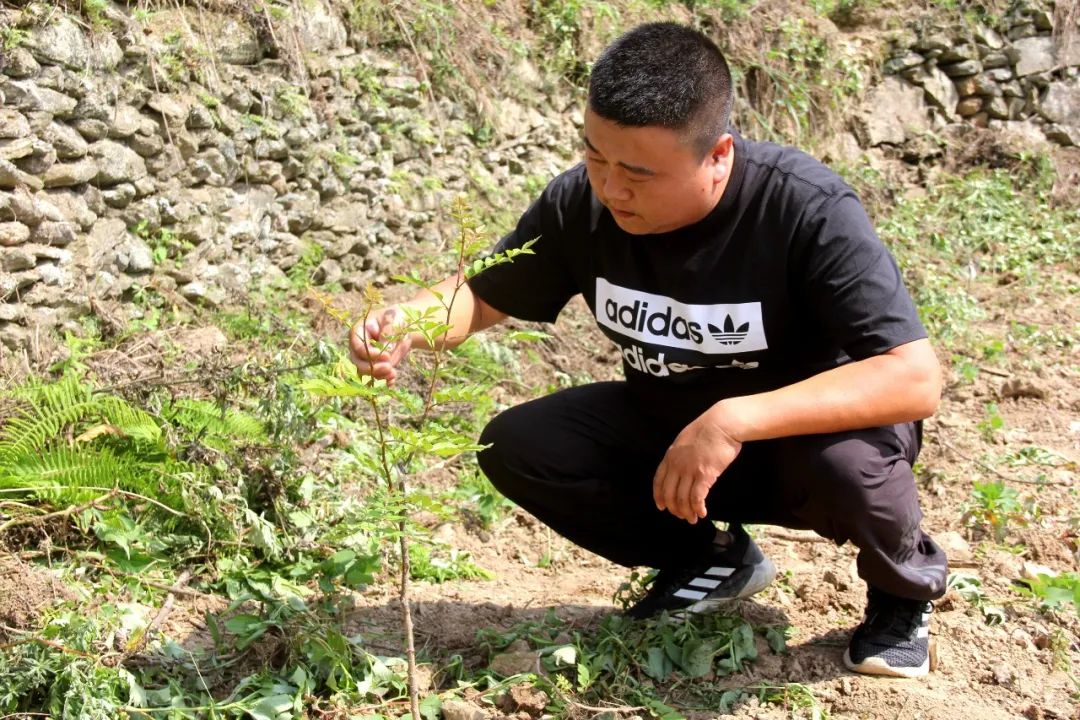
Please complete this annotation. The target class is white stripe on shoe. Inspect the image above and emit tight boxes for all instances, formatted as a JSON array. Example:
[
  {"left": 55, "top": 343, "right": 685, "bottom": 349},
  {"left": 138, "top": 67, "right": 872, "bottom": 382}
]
[
  {"left": 689, "top": 578, "right": 721, "bottom": 589},
  {"left": 706, "top": 566, "right": 735, "bottom": 577},
  {"left": 673, "top": 588, "right": 708, "bottom": 600}
]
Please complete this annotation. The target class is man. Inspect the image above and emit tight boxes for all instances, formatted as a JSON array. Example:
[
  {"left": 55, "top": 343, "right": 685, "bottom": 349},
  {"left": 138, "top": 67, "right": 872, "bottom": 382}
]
[{"left": 349, "top": 22, "right": 947, "bottom": 679}]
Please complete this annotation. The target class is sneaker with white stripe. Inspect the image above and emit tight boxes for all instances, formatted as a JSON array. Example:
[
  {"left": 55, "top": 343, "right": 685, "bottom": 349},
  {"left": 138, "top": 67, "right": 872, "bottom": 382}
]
[
  {"left": 843, "top": 588, "right": 933, "bottom": 679},
  {"left": 624, "top": 525, "right": 776, "bottom": 620}
]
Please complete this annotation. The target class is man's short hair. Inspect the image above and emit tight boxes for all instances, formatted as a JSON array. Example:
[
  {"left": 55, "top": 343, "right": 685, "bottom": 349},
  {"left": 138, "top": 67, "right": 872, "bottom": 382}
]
[{"left": 588, "top": 22, "right": 733, "bottom": 160}]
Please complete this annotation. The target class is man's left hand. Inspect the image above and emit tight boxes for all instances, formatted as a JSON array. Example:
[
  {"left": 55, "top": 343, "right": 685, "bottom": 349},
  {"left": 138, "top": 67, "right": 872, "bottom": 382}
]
[{"left": 653, "top": 405, "right": 743, "bottom": 524}]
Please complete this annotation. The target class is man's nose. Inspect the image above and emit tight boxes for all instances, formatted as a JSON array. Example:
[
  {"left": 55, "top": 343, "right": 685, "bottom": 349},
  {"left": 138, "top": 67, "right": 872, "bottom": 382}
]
[{"left": 604, "top": 172, "right": 632, "bottom": 201}]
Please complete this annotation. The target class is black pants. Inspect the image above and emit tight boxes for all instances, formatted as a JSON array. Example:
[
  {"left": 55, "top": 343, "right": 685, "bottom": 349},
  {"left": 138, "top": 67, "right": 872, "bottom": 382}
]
[{"left": 477, "top": 382, "right": 947, "bottom": 601}]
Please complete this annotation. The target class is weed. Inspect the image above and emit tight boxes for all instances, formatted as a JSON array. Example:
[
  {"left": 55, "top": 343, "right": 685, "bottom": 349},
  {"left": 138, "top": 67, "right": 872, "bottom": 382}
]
[
  {"left": 1, "top": 25, "right": 28, "bottom": 50},
  {"left": 946, "top": 573, "right": 1007, "bottom": 625},
  {"left": 977, "top": 402, "right": 1005, "bottom": 442},
  {"left": 962, "top": 479, "right": 1034, "bottom": 542},
  {"left": 1016, "top": 572, "right": 1080, "bottom": 617}
]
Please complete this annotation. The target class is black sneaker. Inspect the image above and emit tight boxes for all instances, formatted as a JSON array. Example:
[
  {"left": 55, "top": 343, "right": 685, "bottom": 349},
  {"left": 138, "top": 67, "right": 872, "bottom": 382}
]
[
  {"left": 843, "top": 588, "right": 933, "bottom": 678},
  {"left": 624, "top": 525, "right": 776, "bottom": 620}
]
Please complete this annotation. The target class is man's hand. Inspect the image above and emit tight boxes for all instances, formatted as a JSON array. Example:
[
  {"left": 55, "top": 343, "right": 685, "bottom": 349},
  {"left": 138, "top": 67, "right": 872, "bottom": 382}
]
[
  {"left": 349, "top": 306, "right": 412, "bottom": 384},
  {"left": 653, "top": 404, "right": 743, "bottom": 524}
]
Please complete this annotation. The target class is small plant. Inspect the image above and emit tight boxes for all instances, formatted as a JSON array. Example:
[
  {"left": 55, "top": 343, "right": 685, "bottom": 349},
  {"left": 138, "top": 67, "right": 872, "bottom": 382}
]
[
  {"left": 946, "top": 573, "right": 1007, "bottom": 625},
  {"left": 1016, "top": 572, "right": 1080, "bottom": 617},
  {"left": 962, "top": 479, "right": 1033, "bottom": 542},
  {"left": 1, "top": 25, "right": 28, "bottom": 50},
  {"left": 977, "top": 402, "right": 1005, "bottom": 442}
]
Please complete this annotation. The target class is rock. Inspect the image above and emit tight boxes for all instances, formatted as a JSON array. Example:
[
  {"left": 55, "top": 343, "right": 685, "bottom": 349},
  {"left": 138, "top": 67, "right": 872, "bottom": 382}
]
[
  {"left": 28, "top": 16, "right": 123, "bottom": 71},
  {"left": 173, "top": 326, "right": 227, "bottom": 355},
  {"left": 102, "top": 184, "right": 137, "bottom": 209},
  {"left": 956, "top": 74, "right": 1001, "bottom": 98},
  {"left": 0, "top": 222, "right": 30, "bottom": 246},
  {"left": 858, "top": 77, "right": 929, "bottom": 145},
  {"left": 986, "top": 96, "right": 1011, "bottom": 119},
  {"left": 43, "top": 190, "right": 96, "bottom": 231},
  {"left": 186, "top": 104, "right": 215, "bottom": 130},
  {"left": 146, "top": 9, "right": 262, "bottom": 66},
  {"left": 130, "top": 133, "right": 165, "bottom": 158},
  {"left": 0, "top": 302, "right": 28, "bottom": 321},
  {"left": 497, "top": 684, "right": 549, "bottom": 716},
  {"left": 293, "top": 0, "right": 348, "bottom": 53},
  {"left": 1014, "top": 36, "right": 1057, "bottom": 77},
  {"left": 122, "top": 238, "right": 155, "bottom": 274},
  {"left": 89, "top": 140, "right": 148, "bottom": 186},
  {"left": 14, "top": 139, "right": 56, "bottom": 176},
  {"left": 441, "top": 699, "right": 487, "bottom": 720},
  {"left": 957, "top": 97, "right": 984, "bottom": 116},
  {"left": 77, "top": 217, "right": 127, "bottom": 268},
  {"left": 982, "top": 52, "right": 1011, "bottom": 69},
  {"left": 1044, "top": 123, "right": 1080, "bottom": 146},
  {"left": 1039, "top": 77, "right": 1080, "bottom": 125},
  {"left": 936, "top": 530, "right": 973, "bottom": 565},
  {"left": 489, "top": 649, "right": 538, "bottom": 677},
  {"left": 0, "top": 158, "right": 43, "bottom": 191},
  {"left": 42, "top": 159, "right": 99, "bottom": 188},
  {"left": 1021, "top": 562, "right": 1057, "bottom": 581},
  {"left": 922, "top": 66, "right": 960, "bottom": 119},
  {"left": 2, "top": 47, "right": 40, "bottom": 79},
  {"left": 147, "top": 93, "right": 192, "bottom": 123},
  {"left": 72, "top": 118, "right": 110, "bottom": 142},
  {"left": 940, "top": 44, "right": 979, "bottom": 64},
  {"left": 884, "top": 52, "right": 925, "bottom": 75},
  {"left": 0, "top": 269, "right": 40, "bottom": 301},
  {"left": 985, "top": 67, "right": 1013, "bottom": 82},
  {"left": 940, "top": 60, "right": 982, "bottom": 78},
  {"left": 30, "top": 222, "right": 76, "bottom": 247},
  {"left": 972, "top": 24, "right": 1004, "bottom": 50},
  {"left": 0, "top": 79, "right": 77, "bottom": 117},
  {"left": 0, "top": 109, "right": 30, "bottom": 139},
  {"left": 108, "top": 104, "right": 145, "bottom": 139},
  {"left": 0, "top": 138, "right": 34, "bottom": 161},
  {"left": 179, "top": 280, "right": 227, "bottom": 306},
  {"left": 1, "top": 246, "right": 36, "bottom": 272},
  {"left": 1001, "top": 378, "right": 1047, "bottom": 399},
  {"left": 1, "top": 187, "right": 42, "bottom": 225},
  {"left": 45, "top": 122, "right": 89, "bottom": 160},
  {"left": 0, "top": 322, "right": 31, "bottom": 350}
]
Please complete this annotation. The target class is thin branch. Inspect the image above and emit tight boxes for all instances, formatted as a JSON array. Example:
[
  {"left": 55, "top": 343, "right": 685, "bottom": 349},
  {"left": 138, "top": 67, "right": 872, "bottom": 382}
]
[
  {"left": 111, "top": 569, "right": 192, "bottom": 665},
  {"left": 0, "top": 489, "right": 119, "bottom": 535}
]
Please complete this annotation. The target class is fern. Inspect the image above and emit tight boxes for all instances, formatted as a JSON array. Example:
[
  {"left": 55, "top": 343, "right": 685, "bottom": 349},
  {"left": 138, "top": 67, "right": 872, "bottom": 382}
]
[
  {"left": 0, "top": 376, "right": 161, "bottom": 462},
  {"left": 0, "top": 445, "right": 137, "bottom": 504},
  {"left": 165, "top": 398, "right": 267, "bottom": 448}
]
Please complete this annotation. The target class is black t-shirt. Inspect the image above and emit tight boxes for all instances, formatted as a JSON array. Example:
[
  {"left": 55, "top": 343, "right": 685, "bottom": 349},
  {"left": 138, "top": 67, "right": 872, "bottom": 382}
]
[{"left": 467, "top": 131, "right": 927, "bottom": 425}]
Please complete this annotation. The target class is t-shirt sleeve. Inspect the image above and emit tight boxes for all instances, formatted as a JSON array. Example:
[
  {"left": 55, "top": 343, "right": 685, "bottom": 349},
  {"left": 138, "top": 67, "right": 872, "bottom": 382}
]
[
  {"left": 795, "top": 192, "right": 927, "bottom": 360},
  {"left": 465, "top": 174, "right": 581, "bottom": 323}
]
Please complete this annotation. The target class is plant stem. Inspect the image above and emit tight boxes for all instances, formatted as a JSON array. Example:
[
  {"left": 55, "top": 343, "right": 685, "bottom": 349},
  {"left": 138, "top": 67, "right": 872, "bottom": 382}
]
[{"left": 398, "top": 513, "right": 421, "bottom": 720}]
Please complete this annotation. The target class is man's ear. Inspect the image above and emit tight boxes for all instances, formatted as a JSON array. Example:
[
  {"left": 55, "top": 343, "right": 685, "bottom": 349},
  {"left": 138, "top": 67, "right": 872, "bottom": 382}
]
[{"left": 709, "top": 133, "right": 734, "bottom": 182}]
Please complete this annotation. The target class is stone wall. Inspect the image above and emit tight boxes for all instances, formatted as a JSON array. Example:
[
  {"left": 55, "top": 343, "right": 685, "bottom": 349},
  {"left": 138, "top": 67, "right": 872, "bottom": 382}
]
[
  {"left": 873, "top": 0, "right": 1079, "bottom": 146},
  {"left": 0, "top": 2, "right": 577, "bottom": 353}
]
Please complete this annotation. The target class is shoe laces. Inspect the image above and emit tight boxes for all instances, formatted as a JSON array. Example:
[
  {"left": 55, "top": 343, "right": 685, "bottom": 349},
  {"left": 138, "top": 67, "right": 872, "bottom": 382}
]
[{"left": 863, "top": 589, "right": 931, "bottom": 640}]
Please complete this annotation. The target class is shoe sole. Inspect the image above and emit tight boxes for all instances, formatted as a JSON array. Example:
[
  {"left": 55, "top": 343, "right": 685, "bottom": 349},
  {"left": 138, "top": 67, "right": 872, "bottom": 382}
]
[
  {"left": 842, "top": 648, "right": 930, "bottom": 679},
  {"left": 679, "top": 556, "right": 778, "bottom": 616}
]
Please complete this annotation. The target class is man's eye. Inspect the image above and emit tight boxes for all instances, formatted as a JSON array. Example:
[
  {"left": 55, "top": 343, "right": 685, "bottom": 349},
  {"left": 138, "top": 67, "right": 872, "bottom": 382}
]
[{"left": 586, "top": 155, "right": 606, "bottom": 164}]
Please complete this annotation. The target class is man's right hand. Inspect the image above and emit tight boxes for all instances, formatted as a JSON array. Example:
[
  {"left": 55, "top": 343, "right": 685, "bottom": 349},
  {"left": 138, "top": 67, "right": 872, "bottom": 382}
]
[{"left": 349, "top": 306, "right": 413, "bottom": 384}]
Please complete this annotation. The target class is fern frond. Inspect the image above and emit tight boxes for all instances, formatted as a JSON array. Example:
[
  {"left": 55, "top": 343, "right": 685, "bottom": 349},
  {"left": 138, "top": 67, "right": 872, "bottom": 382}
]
[
  {"left": 166, "top": 398, "right": 267, "bottom": 445},
  {"left": 0, "top": 379, "right": 162, "bottom": 460},
  {"left": 0, "top": 445, "right": 133, "bottom": 504}
]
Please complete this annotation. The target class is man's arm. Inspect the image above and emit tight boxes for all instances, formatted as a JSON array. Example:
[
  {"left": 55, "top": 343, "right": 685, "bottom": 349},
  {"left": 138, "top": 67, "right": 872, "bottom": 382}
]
[
  {"left": 348, "top": 275, "right": 508, "bottom": 383},
  {"left": 653, "top": 338, "right": 941, "bottom": 523}
]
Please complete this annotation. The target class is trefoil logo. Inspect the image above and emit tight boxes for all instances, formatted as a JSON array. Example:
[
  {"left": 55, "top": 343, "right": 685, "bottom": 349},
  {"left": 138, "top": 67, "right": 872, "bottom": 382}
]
[{"left": 708, "top": 315, "right": 751, "bottom": 346}]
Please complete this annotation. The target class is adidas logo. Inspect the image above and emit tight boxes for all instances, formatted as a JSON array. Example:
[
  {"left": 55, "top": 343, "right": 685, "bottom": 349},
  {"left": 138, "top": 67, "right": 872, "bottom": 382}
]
[{"left": 707, "top": 315, "right": 750, "bottom": 346}]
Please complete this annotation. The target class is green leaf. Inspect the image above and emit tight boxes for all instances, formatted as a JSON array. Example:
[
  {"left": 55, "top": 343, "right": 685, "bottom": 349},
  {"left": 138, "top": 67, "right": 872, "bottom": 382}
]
[
  {"left": 419, "top": 694, "right": 442, "bottom": 720},
  {"left": 245, "top": 694, "right": 295, "bottom": 720}
]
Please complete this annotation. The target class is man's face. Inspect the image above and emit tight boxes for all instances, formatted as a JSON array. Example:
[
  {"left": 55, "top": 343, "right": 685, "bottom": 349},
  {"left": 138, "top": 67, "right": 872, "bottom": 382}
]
[{"left": 582, "top": 107, "right": 732, "bottom": 235}]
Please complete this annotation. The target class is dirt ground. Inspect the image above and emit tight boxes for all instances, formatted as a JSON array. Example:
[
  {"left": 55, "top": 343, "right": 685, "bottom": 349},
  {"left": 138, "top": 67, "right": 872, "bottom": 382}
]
[{"left": 348, "top": 275, "right": 1080, "bottom": 720}]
